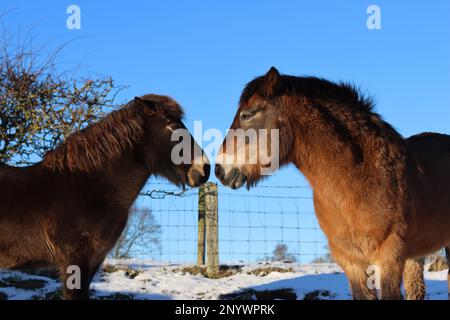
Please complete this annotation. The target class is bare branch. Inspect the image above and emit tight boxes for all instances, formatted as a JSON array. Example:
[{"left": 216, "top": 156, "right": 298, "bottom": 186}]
[{"left": 0, "top": 24, "right": 125, "bottom": 165}]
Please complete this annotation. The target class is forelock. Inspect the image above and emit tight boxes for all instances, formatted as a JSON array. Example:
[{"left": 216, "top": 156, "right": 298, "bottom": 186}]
[{"left": 138, "top": 94, "right": 185, "bottom": 120}]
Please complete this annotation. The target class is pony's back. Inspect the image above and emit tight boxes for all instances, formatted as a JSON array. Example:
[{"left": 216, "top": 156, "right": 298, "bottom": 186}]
[
  {"left": 407, "top": 132, "right": 450, "bottom": 177},
  {"left": 407, "top": 132, "right": 450, "bottom": 200},
  {"left": 405, "top": 132, "right": 450, "bottom": 255}
]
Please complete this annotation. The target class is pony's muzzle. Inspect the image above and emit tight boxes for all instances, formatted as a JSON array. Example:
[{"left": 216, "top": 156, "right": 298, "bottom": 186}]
[
  {"left": 215, "top": 164, "right": 225, "bottom": 181},
  {"left": 187, "top": 163, "right": 210, "bottom": 187},
  {"left": 215, "top": 164, "right": 246, "bottom": 189}
]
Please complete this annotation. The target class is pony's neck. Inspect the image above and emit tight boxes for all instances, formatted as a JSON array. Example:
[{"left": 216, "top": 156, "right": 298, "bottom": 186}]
[
  {"left": 291, "top": 120, "right": 355, "bottom": 200},
  {"left": 288, "top": 99, "right": 406, "bottom": 205},
  {"left": 99, "top": 148, "right": 150, "bottom": 208}
]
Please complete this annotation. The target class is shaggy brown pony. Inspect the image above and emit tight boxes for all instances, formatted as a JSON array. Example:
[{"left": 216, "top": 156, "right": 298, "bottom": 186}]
[
  {"left": 0, "top": 94, "right": 210, "bottom": 299},
  {"left": 215, "top": 67, "right": 450, "bottom": 299}
]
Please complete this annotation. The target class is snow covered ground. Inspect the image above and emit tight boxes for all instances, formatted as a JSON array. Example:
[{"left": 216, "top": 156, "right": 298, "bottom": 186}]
[{"left": 0, "top": 259, "right": 448, "bottom": 300}]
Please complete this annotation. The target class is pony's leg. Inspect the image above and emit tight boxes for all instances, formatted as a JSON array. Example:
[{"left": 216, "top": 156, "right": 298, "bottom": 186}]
[
  {"left": 403, "top": 258, "right": 425, "bottom": 300},
  {"left": 58, "top": 252, "right": 107, "bottom": 300},
  {"left": 59, "top": 259, "right": 93, "bottom": 300},
  {"left": 369, "top": 231, "right": 407, "bottom": 300},
  {"left": 344, "top": 264, "right": 378, "bottom": 300},
  {"left": 376, "top": 254, "right": 405, "bottom": 300},
  {"left": 328, "top": 244, "right": 377, "bottom": 299},
  {"left": 87, "top": 255, "right": 107, "bottom": 286}
]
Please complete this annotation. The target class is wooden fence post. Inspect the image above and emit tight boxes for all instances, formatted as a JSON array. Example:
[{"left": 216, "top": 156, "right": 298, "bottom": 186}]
[
  {"left": 197, "top": 185, "right": 206, "bottom": 265},
  {"left": 204, "top": 182, "right": 219, "bottom": 277}
]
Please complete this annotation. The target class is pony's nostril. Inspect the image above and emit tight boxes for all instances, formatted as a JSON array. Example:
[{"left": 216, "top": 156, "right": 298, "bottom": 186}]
[
  {"left": 215, "top": 164, "right": 225, "bottom": 180},
  {"left": 203, "top": 163, "right": 211, "bottom": 179}
]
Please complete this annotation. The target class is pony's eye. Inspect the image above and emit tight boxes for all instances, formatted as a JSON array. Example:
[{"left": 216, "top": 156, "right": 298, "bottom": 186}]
[{"left": 240, "top": 110, "right": 255, "bottom": 122}]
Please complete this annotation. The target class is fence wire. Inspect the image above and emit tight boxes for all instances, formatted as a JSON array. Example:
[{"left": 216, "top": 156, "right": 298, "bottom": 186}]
[{"left": 129, "top": 181, "right": 329, "bottom": 266}]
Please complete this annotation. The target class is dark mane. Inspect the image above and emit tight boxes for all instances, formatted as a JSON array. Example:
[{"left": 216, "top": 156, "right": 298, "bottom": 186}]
[
  {"left": 42, "top": 104, "right": 145, "bottom": 172},
  {"left": 241, "top": 75, "right": 375, "bottom": 112},
  {"left": 42, "top": 95, "right": 184, "bottom": 172}
]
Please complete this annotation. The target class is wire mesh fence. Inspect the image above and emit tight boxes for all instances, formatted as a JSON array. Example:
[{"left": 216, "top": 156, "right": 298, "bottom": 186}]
[{"left": 126, "top": 181, "right": 330, "bottom": 267}]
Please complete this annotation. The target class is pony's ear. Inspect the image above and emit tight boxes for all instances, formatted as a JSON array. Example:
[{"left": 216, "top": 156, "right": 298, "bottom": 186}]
[
  {"left": 134, "top": 96, "right": 148, "bottom": 104},
  {"left": 134, "top": 96, "right": 144, "bottom": 104},
  {"left": 134, "top": 97, "right": 157, "bottom": 114},
  {"left": 263, "top": 66, "right": 280, "bottom": 94}
]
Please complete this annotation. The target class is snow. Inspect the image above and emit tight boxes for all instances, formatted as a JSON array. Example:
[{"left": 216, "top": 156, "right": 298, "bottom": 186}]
[{"left": 0, "top": 260, "right": 448, "bottom": 300}]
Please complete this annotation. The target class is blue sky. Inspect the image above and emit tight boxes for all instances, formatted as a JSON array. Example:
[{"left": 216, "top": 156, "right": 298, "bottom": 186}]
[{"left": 2, "top": 0, "right": 449, "bottom": 263}]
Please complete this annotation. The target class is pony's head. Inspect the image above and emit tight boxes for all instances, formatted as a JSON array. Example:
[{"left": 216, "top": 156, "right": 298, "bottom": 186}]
[
  {"left": 215, "top": 67, "right": 293, "bottom": 189},
  {"left": 43, "top": 94, "right": 210, "bottom": 188},
  {"left": 134, "top": 94, "right": 210, "bottom": 188}
]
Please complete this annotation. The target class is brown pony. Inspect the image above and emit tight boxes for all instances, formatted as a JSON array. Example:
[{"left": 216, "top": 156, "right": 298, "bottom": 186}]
[
  {"left": 215, "top": 67, "right": 450, "bottom": 299},
  {"left": 0, "top": 94, "right": 210, "bottom": 299}
]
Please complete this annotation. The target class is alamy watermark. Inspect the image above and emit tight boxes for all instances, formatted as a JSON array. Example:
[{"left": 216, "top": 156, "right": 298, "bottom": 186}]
[
  {"left": 366, "top": 264, "right": 381, "bottom": 298},
  {"left": 66, "top": 265, "right": 81, "bottom": 290},
  {"left": 66, "top": 5, "right": 81, "bottom": 30},
  {"left": 170, "top": 121, "right": 280, "bottom": 176},
  {"left": 367, "top": 5, "right": 381, "bottom": 30}
]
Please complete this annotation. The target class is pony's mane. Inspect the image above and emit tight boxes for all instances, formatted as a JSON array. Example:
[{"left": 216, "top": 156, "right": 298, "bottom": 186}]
[
  {"left": 241, "top": 75, "right": 375, "bottom": 112},
  {"left": 241, "top": 72, "right": 405, "bottom": 173},
  {"left": 43, "top": 104, "right": 145, "bottom": 172},
  {"left": 42, "top": 95, "right": 184, "bottom": 172}
]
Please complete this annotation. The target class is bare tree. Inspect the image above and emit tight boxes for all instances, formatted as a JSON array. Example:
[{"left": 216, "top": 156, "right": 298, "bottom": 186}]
[
  {"left": 271, "top": 243, "right": 297, "bottom": 263},
  {"left": 0, "top": 24, "right": 124, "bottom": 165},
  {"left": 110, "top": 207, "right": 161, "bottom": 259}
]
